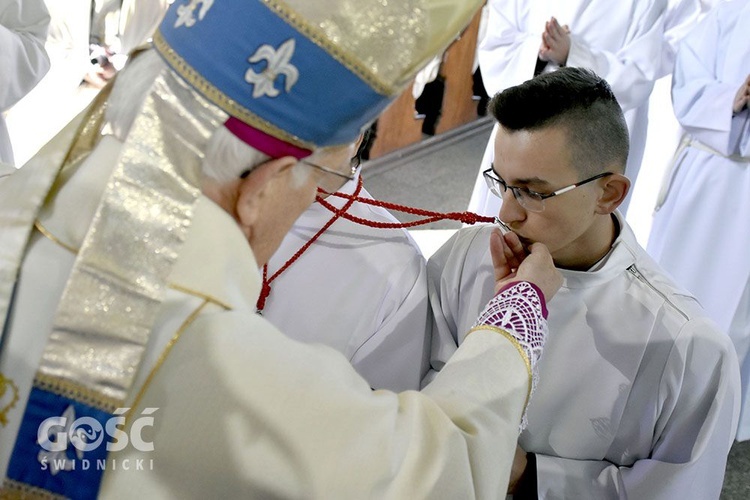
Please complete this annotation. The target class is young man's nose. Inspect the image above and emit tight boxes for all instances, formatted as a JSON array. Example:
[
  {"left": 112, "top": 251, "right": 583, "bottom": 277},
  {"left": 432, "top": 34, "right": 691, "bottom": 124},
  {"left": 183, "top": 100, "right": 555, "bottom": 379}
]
[{"left": 497, "top": 193, "right": 526, "bottom": 224}]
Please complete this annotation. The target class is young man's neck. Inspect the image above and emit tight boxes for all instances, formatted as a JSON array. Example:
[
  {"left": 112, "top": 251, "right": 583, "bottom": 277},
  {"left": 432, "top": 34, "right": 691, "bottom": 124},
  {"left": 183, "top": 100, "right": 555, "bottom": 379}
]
[{"left": 554, "top": 213, "right": 619, "bottom": 271}]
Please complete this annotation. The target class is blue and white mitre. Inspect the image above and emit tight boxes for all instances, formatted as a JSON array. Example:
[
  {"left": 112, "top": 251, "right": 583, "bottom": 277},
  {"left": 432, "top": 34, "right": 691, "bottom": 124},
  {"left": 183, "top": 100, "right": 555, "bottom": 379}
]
[{"left": 154, "top": 0, "right": 481, "bottom": 158}]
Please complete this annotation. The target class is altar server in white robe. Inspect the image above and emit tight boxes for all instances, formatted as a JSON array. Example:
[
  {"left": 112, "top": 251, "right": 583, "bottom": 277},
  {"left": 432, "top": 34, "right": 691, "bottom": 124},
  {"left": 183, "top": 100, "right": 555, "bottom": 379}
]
[
  {"left": 428, "top": 67, "right": 740, "bottom": 499},
  {"left": 5, "top": 0, "right": 95, "bottom": 167},
  {"left": 648, "top": 0, "right": 750, "bottom": 442},
  {"left": 0, "top": 1, "right": 567, "bottom": 498},
  {"left": 263, "top": 138, "right": 429, "bottom": 392},
  {"left": 0, "top": 0, "right": 50, "bottom": 165},
  {"left": 660, "top": 0, "right": 719, "bottom": 78},
  {"left": 467, "top": 0, "right": 667, "bottom": 217},
  {"left": 624, "top": 0, "right": 717, "bottom": 246},
  {"left": 118, "top": 0, "right": 170, "bottom": 56}
]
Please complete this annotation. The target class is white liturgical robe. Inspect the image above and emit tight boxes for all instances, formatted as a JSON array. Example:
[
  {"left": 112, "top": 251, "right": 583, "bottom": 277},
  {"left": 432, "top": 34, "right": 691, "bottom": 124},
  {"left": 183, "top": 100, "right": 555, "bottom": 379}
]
[
  {"left": 648, "top": 0, "right": 750, "bottom": 442},
  {"left": 263, "top": 176, "right": 429, "bottom": 391},
  {"left": 467, "top": 0, "right": 666, "bottom": 216},
  {"left": 0, "top": 113, "right": 534, "bottom": 498},
  {"left": 428, "top": 214, "right": 740, "bottom": 499},
  {"left": 0, "top": 0, "right": 50, "bottom": 165}
]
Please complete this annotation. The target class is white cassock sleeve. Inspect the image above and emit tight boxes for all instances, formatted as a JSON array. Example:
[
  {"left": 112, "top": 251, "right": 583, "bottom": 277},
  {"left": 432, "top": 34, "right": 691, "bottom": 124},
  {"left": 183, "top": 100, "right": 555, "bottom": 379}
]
[
  {"left": 350, "top": 259, "right": 430, "bottom": 392},
  {"left": 100, "top": 310, "right": 531, "bottom": 499},
  {"left": 534, "top": 317, "right": 739, "bottom": 499},
  {"left": 477, "top": 0, "right": 546, "bottom": 96},
  {"left": 118, "top": 0, "right": 170, "bottom": 55},
  {"left": 564, "top": 1, "right": 665, "bottom": 112},
  {"left": 671, "top": 6, "right": 750, "bottom": 156},
  {"left": 478, "top": 0, "right": 666, "bottom": 112},
  {"left": 0, "top": 0, "right": 50, "bottom": 111}
]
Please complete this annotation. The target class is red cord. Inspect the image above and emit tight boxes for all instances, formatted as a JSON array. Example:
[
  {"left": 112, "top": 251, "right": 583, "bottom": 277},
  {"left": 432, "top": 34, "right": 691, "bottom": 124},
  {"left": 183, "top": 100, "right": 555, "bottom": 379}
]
[
  {"left": 256, "top": 176, "right": 494, "bottom": 312},
  {"left": 256, "top": 177, "right": 363, "bottom": 312}
]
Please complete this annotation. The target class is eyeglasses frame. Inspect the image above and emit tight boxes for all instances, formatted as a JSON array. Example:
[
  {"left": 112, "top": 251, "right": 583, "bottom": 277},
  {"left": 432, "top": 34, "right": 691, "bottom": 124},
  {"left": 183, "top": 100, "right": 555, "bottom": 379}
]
[{"left": 483, "top": 165, "right": 613, "bottom": 212}]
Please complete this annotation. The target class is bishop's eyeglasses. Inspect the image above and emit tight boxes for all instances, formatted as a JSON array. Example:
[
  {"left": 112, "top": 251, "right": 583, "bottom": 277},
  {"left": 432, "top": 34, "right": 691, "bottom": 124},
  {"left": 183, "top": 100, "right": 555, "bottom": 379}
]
[
  {"left": 301, "top": 158, "right": 357, "bottom": 194},
  {"left": 483, "top": 165, "right": 612, "bottom": 213}
]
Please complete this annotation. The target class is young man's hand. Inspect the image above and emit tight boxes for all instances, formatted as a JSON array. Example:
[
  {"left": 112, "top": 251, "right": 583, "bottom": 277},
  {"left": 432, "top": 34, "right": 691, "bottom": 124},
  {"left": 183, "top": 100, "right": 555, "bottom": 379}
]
[{"left": 490, "top": 228, "right": 562, "bottom": 300}]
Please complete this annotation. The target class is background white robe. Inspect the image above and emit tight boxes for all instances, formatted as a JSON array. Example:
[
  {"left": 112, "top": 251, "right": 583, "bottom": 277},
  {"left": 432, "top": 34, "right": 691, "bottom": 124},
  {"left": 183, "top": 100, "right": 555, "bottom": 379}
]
[
  {"left": 467, "top": 0, "right": 666, "bottom": 217},
  {"left": 0, "top": 0, "right": 50, "bottom": 165},
  {"left": 428, "top": 217, "right": 740, "bottom": 499},
  {"left": 4, "top": 0, "right": 94, "bottom": 167},
  {"left": 264, "top": 176, "right": 430, "bottom": 391},
  {"left": 647, "top": 0, "right": 750, "bottom": 441}
]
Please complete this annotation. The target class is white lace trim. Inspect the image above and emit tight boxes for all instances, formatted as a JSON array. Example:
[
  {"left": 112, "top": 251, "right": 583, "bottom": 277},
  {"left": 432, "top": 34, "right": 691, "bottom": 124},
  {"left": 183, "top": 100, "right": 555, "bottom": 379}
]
[{"left": 471, "top": 281, "right": 547, "bottom": 430}]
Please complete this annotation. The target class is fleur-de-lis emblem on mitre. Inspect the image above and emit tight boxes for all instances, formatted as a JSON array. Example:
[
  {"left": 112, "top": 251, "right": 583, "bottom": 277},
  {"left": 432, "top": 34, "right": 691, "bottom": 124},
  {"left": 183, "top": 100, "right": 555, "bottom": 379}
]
[
  {"left": 0, "top": 372, "right": 19, "bottom": 427},
  {"left": 245, "top": 39, "right": 300, "bottom": 99},
  {"left": 175, "top": 0, "right": 214, "bottom": 28}
]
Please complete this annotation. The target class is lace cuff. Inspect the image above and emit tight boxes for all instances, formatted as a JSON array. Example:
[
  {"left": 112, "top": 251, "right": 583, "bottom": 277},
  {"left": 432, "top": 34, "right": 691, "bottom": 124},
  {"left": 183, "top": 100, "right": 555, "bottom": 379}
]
[{"left": 469, "top": 281, "right": 548, "bottom": 430}]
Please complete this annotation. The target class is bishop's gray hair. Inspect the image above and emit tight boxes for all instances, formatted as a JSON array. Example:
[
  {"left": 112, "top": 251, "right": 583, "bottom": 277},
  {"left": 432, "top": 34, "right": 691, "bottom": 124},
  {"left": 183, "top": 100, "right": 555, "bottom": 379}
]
[{"left": 104, "top": 49, "right": 311, "bottom": 186}]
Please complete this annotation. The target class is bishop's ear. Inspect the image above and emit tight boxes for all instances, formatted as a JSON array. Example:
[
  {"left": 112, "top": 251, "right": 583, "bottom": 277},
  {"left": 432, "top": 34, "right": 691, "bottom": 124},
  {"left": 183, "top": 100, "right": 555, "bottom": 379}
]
[
  {"left": 235, "top": 156, "right": 297, "bottom": 233},
  {"left": 595, "top": 173, "right": 630, "bottom": 214}
]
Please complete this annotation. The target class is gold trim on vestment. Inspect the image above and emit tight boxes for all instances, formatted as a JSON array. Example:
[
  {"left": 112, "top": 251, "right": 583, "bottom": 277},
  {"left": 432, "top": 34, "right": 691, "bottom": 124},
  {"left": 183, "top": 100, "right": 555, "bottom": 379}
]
[
  {"left": 466, "top": 324, "right": 533, "bottom": 409},
  {"left": 168, "top": 284, "right": 232, "bottom": 311},
  {"left": 33, "top": 374, "right": 120, "bottom": 414},
  {"left": 125, "top": 299, "right": 212, "bottom": 426},
  {"left": 34, "top": 222, "right": 233, "bottom": 311},
  {"left": 33, "top": 221, "right": 77, "bottom": 255},
  {"left": 0, "top": 478, "right": 66, "bottom": 500},
  {"left": 0, "top": 372, "right": 19, "bottom": 427},
  {"left": 34, "top": 70, "right": 220, "bottom": 405}
]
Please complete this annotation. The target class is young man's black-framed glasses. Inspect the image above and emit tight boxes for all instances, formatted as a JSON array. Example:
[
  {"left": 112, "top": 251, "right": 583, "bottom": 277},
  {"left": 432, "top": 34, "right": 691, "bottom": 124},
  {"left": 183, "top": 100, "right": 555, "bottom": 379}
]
[{"left": 483, "top": 165, "right": 612, "bottom": 213}]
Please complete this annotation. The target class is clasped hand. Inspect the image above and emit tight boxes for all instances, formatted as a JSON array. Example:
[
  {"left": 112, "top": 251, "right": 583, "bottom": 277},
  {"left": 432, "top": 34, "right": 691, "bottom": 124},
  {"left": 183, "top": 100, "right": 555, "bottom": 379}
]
[
  {"left": 734, "top": 74, "right": 750, "bottom": 115},
  {"left": 539, "top": 17, "right": 571, "bottom": 66},
  {"left": 490, "top": 228, "right": 562, "bottom": 301}
]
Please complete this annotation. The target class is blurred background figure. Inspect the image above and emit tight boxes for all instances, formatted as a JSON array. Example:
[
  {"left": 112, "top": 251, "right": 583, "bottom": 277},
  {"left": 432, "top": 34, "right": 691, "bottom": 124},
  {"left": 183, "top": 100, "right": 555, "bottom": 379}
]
[
  {"left": 6, "top": 0, "right": 171, "bottom": 167},
  {"left": 4, "top": 0, "right": 90, "bottom": 167},
  {"left": 0, "top": 0, "right": 50, "bottom": 166},
  {"left": 626, "top": 0, "right": 718, "bottom": 245},
  {"left": 647, "top": 0, "right": 750, "bottom": 442},
  {"left": 117, "top": 0, "right": 169, "bottom": 56}
]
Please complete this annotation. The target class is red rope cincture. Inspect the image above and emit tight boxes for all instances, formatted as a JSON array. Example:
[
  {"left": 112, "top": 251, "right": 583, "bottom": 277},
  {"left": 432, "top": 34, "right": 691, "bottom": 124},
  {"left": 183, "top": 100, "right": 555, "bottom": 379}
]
[{"left": 255, "top": 176, "right": 494, "bottom": 313}]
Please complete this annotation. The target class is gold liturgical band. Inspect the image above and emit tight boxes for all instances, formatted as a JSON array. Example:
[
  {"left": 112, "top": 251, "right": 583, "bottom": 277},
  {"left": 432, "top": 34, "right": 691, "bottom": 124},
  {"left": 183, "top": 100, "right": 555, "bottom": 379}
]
[{"left": 36, "top": 71, "right": 227, "bottom": 410}]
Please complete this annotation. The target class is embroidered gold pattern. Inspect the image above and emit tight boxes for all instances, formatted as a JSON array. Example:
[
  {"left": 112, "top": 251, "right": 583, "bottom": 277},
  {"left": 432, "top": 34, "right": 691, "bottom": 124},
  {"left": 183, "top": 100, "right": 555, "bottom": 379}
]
[
  {"left": 33, "top": 374, "right": 121, "bottom": 414},
  {"left": 0, "top": 478, "right": 66, "bottom": 499},
  {"left": 33, "top": 220, "right": 232, "bottom": 310},
  {"left": 0, "top": 372, "right": 20, "bottom": 427}
]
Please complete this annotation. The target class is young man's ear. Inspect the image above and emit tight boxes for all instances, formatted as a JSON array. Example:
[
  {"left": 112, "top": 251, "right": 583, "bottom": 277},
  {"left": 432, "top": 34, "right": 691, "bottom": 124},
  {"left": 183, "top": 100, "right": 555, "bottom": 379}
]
[
  {"left": 595, "top": 173, "right": 630, "bottom": 214},
  {"left": 235, "top": 156, "right": 297, "bottom": 236}
]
